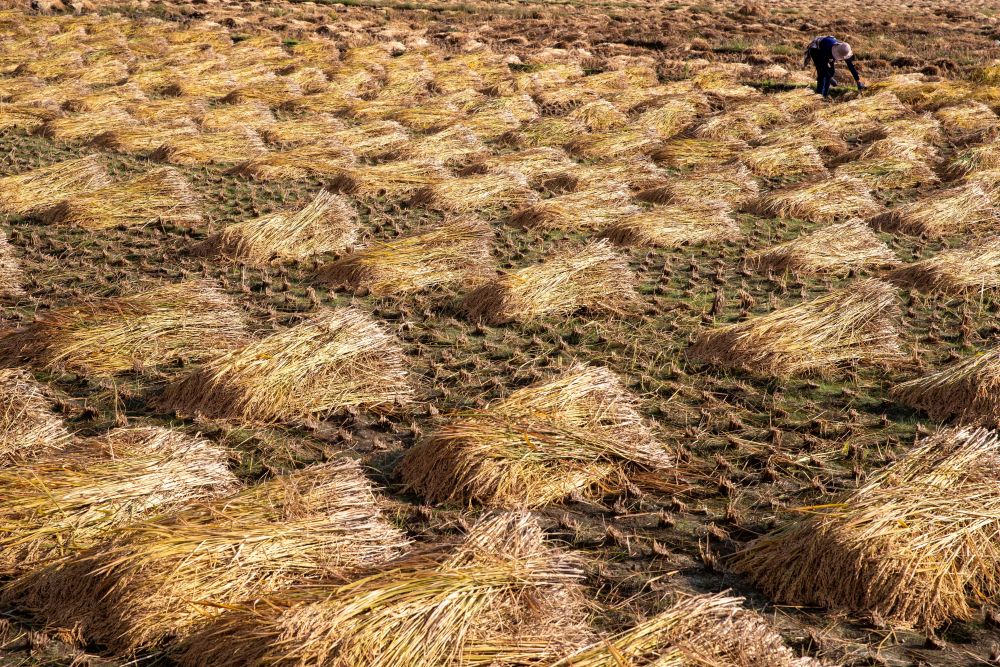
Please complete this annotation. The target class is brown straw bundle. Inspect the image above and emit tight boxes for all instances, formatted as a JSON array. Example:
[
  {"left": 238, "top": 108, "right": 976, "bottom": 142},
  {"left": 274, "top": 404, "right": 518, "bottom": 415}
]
[
  {"left": 749, "top": 175, "right": 882, "bottom": 223},
  {"left": 603, "top": 201, "right": 742, "bottom": 248},
  {"left": 748, "top": 218, "right": 898, "bottom": 275},
  {"left": 871, "top": 184, "right": 998, "bottom": 237},
  {"left": 887, "top": 237, "right": 1000, "bottom": 294},
  {"left": 0, "top": 368, "right": 70, "bottom": 464},
  {"left": 0, "top": 155, "right": 110, "bottom": 216}
]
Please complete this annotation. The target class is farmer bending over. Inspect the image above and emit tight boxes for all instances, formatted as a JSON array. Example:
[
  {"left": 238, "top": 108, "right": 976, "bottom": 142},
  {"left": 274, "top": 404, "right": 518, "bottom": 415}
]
[{"left": 804, "top": 36, "right": 864, "bottom": 98}]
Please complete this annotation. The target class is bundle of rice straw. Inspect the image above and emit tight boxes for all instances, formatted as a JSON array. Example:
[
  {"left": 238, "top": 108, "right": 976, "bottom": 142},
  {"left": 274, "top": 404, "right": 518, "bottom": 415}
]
[
  {"left": 0, "top": 231, "right": 25, "bottom": 299},
  {"left": 395, "top": 125, "right": 487, "bottom": 166},
  {"left": 172, "top": 512, "right": 589, "bottom": 667},
  {"left": 632, "top": 97, "right": 702, "bottom": 139},
  {"left": 0, "top": 104, "right": 60, "bottom": 132},
  {"left": 127, "top": 97, "right": 209, "bottom": 125},
  {"left": 740, "top": 139, "right": 828, "bottom": 179},
  {"left": 461, "top": 147, "right": 576, "bottom": 187},
  {"left": 41, "top": 167, "right": 201, "bottom": 230},
  {"left": 91, "top": 123, "right": 199, "bottom": 155},
  {"left": 0, "top": 154, "right": 110, "bottom": 217},
  {"left": 514, "top": 117, "right": 589, "bottom": 149},
  {"left": 316, "top": 219, "right": 492, "bottom": 296},
  {"left": 688, "top": 278, "right": 903, "bottom": 377},
  {"left": 732, "top": 426, "right": 1000, "bottom": 630},
  {"left": 749, "top": 219, "right": 897, "bottom": 275},
  {"left": 848, "top": 135, "right": 938, "bottom": 164},
  {"left": 871, "top": 184, "right": 997, "bottom": 237},
  {"left": 159, "top": 308, "right": 412, "bottom": 424},
  {"left": 934, "top": 101, "right": 998, "bottom": 136},
  {"left": 36, "top": 108, "right": 137, "bottom": 144},
  {"left": 510, "top": 185, "right": 639, "bottom": 231},
  {"left": 749, "top": 175, "right": 883, "bottom": 223},
  {"left": 221, "top": 79, "right": 303, "bottom": 107},
  {"left": 695, "top": 111, "right": 766, "bottom": 142},
  {"left": 565, "top": 99, "right": 628, "bottom": 132},
  {"left": 812, "top": 91, "right": 909, "bottom": 139},
  {"left": 567, "top": 127, "right": 661, "bottom": 160},
  {"left": 568, "top": 157, "right": 667, "bottom": 192},
  {"left": 761, "top": 120, "right": 850, "bottom": 157},
  {"left": 893, "top": 345, "right": 1000, "bottom": 427},
  {"left": 463, "top": 107, "right": 522, "bottom": 141},
  {"left": 834, "top": 155, "right": 938, "bottom": 191},
  {"left": 0, "top": 280, "right": 246, "bottom": 377},
  {"left": 463, "top": 240, "right": 637, "bottom": 324},
  {"left": 603, "top": 201, "right": 742, "bottom": 248},
  {"left": 151, "top": 128, "right": 268, "bottom": 166},
  {"left": 651, "top": 138, "right": 749, "bottom": 170},
  {"left": 550, "top": 592, "right": 822, "bottom": 667},
  {"left": 0, "top": 426, "right": 236, "bottom": 574},
  {"left": 10, "top": 460, "right": 408, "bottom": 653},
  {"left": 285, "top": 89, "right": 361, "bottom": 116},
  {"left": 0, "top": 368, "right": 70, "bottom": 464},
  {"left": 410, "top": 172, "right": 538, "bottom": 215},
  {"left": 400, "top": 364, "right": 668, "bottom": 508},
  {"left": 203, "top": 190, "right": 357, "bottom": 267},
  {"left": 200, "top": 101, "right": 277, "bottom": 132},
  {"left": 260, "top": 115, "right": 347, "bottom": 147},
  {"left": 862, "top": 113, "right": 943, "bottom": 145},
  {"left": 888, "top": 237, "right": 1000, "bottom": 295},
  {"left": 328, "top": 159, "right": 450, "bottom": 199},
  {"left": 323, "top": 121, "right": 412, "bottom": 159},
  {"left": 65, "top": 83, "right": 147, "bottom": 113},
  {"left": 638, "top": 163, "right": 760, "bottom": 208},
  {"left": 470, "top": 94, "right": 540, "bottom": 122},
  {"left": 232, "top": 143, "right": 356, "bottom": 180}
]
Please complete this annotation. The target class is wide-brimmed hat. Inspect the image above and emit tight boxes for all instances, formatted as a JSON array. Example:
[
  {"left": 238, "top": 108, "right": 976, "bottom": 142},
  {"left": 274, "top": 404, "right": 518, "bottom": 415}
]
[{"left": 832, "top": 42, "right": 853, "bottom": 60}]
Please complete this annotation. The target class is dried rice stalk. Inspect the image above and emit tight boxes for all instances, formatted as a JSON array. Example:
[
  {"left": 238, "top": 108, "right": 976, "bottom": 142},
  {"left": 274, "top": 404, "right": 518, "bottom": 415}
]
[
  {"left": 172, "top": 512, "right": 588, "bottom": 667},
  {"left": 514, "top": 117, "right": 589, "bottom": 149},
  {"left": 688, "top": 278, "right": 903, "bottom": 377},
  {"left": 41, "top": 167, "right": 201, "bottom": 229},
  {"left": 949, "top": 140, "right": 1000, "bottom": 177},
  {"left": 566, "top": 99, "right": 628, "bottom": 132},
  {"left": 204, "top": 190, "right": 357, "bottom": 266},
  {"left": 10, "top": 460, "right": 407, "bottom": 652},
  {"left": 888, "top": 237, "right": 1000, "bottom": 294},
  {"left": 160, "top": 308, "right": 412, "bottom": 424},
  {"left": 397, "top": 125, "right": 487, "bottom": 165},
  {"left": 652, "top": 138, "right": 749, "bottom": 170},
  {"left": 892, "top": 346, "right": 1000, "bottom": 426},
  {"left": 638, "top": 164, "right": 759, "bottom": 208},
  {"left": 0, "top": 368, "right": 69, "bottom": 464},
  {"left": 0, "top": 154, "right": 111, "bottom": 216},
  {"left": 760, "top": 120, "right": 850, "bottom": 157},
  {"left": 463, "top": 240, "right": 637, "bottom": 324},
  {"left": 91, "top": 123, "right": 199, "bottom": 155},
  {"left": 732, "top": 427, "right": 1000, "bottom": 630},
  {"left": 410, "top": 172, "right": 538, "bottom": 214},
  {"left": 871, "top": 184, "right": 997, "bottom": 237},
  {"left": 741, "top": 139, "right": 828, "bottom": 179},
  {"left": 0, "top": 279, "right": 247, "bottom": 377},
  {"left": 749, "top": 175, "right": 883, "bottom": 223},
  {"left": 232, "top": 143, "right": 356, "bottom": 180},
  {"left": 260, "top": 115, "right": 347, "bottom": 147},
  {"left": 0, "top": 427, "right": 236, "bottom": 574},
  {"left": 934, "top": 101, "right": 998, "bottom": 135},
  {"left": 603, "top": 201, "right": 741, "bottom": 248},
  {"left": 151, "top": 128, "right": 268, "bottom": 166},
  {"left": 567, "top": 127, "right": 660, "bottom": 159},
  {"left": 126, "top": 97, "right": 209, "bottom": 125},
  {"left": 400, "top": 364, "right": 668, "bottom": 508},
  {"left": 200, "top": 101, "right": 277, "bottom": 132},
  {"left": 461, "top": 147, "right": 576, "bottom": 187},
  {"left": 328, "top": 159, "right": 450, "bottom": 198},
  {"left": 510, "top": 185, "right": 639, "bottom": 231},
  {"left": 748, "top": 219, "right": 897, "bottom": 275},
  {"left": 316, "top": 219, "right": 492, "bottom": 295},
  {"left": 633, "top": 97, "right": 701, "bottom": 139},
  {"left": 813, "top": 91, "right": 909, "bottom": 139},
  {"left": 36, "top": 108, "right": 137, "bottom": 144},
  {"left": 0, "top": 104, "right": 60, "bottom": 132},
  {"left": 834, "top": 155, "right": 938, "bottom": 191},
  {"left": 0, "top": 231, "right": 25, "bottom": 299}
]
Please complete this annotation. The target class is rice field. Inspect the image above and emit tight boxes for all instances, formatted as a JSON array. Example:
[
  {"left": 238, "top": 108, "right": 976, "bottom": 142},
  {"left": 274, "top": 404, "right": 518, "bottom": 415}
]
[{"left": 1, "top": 0, "right": 1000, "bottom": 665}]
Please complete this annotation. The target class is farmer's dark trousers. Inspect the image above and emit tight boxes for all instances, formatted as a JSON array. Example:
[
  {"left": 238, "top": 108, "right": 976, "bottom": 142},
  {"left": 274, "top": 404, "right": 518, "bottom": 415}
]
[{"left": 810, "top": 50, "right": 835, "bottom": 97}]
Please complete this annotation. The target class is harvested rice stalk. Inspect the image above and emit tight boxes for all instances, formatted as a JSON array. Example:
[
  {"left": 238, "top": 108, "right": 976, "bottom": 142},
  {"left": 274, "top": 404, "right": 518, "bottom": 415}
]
[
  {"left": 316, "top": 219, "right": 492, "bottom": 295},
  {"left": 749, "top": 175, "right": 882, "bottom": 223},
  {"left": 551, "top": 592, "right": 820, "bottom": 667},
  {"left": 513, "top": 117, "right": 589, "bottom": 149},
  {"left": 328, "top": 159, "right": 450, "bottom": 198},
  {"left": 284, "top": 89, "right": 361, "bottom": 116},
  {"left": 397, "top": 125, "right": 487, "bottom": 165},
  {"left": 462, "top": 240, "right": 637, "bottom": 324},
  {"left": 871, "top": 184, "right": 997, "bottom": 237},
  {"left": 566, "top": 99, "right": 628, "bottom": 132},
  {"left": 200, "top": 101, "right": 277, "bottom": 132},
  {"left": 695, "top": 110, "right": 766, "bottom": 142},
  {"left": 172, "top": 512, "right": 588, "bottom": 667},
  {"left": 834, "top": 155, "right": 938, "bottom": 191},
  {"left": 748, "top": 219, "right": 897, "bottom": 275},
  {"left": 934, "top": 101, "right": 998, "bottom": 135},
  {"left": 732, "top": 427, "right": 1000, "bottom": 630},
  {"left": 761, "top": 120, "right": 850, "bottom": 157},
  {"left": 568, "top": 157, "right": 668, "bottom": 192},
  {"left": 813, "top": 91, "right": 909, "bottom": 139},
  {"left": 471, "top": 94, "right": 540, "bottom": 122},
  {"left": 651, "top": 138, "right": 749, "bottom": 170},
  {"left": 91, "top": 123, "right": 199, "bottom": 155},
  {"left": 0, "top": 154, "right": 110, "bottom": 217},
  {"left": 151, "top": 128, "right": 268, "bottom": 166},
  {"left": 0, "top": 280, "right": 246, "bottom": 377},
  {"left": 688, "top": 278, "right": 903, "bottom": 377},
  {"left": 844, "top": 135, "right": 939, "bottom": 165},
  {"left": 0, "top": 427, "right": 236, "bottom": 574},
  {"left": 0, "top": 368, "right": 69, "bottom": 464},
  {"left": 231, "top": 143, "right": 356, "bottom": 180},
  {"left": 410, "top": 172, "right": 537, "bottom": 215},
  {"left": 400, "top": 364, "right": 668, "bottom": 508},
  {"left": 260, "top": 115, "right": 347, "bottom": 147},
  {"left": 11, "top": 460, "right": 407, "bottom": 653},
  {"left": 638, "top": 164, "right": 759, "bottom": 208},
  {"left": 949, "top": 141, "right": 1000, "bottom": 178},
  {"left": 127, "top": 97, "right": 209, "bottom": 125},
  {"left": 36, "top": 108, "right": 137, "bottom": 144},
  {"left": 740, "top": 139, "right": 828, "bottom": 179},
  {"left": 64, "top": 84, "right": 147, "bottom": 113},
  {"left": 888, "top": 238, "right": 1000, "bottom": 294},
  {"left": 0, "top": 231, "right": 25, "bottom": 299},
  {"left": 41, "top": 167, "right": 201, "bottom": 230},
  {"left": 203, "top": 190, "right": 358, "bottom": 266},
  {"left": 463, "top": 108, "right": 521, "bottom": 141},
  {"left": 0, "top": 104, "right": 60, "bottom": 132},
  {"left": 892, "top": 347, "right": 1000, "bottom": 425},
  {"left": 460, "top": 147, "right": 576, "bottom": 187},
  {"left": 603, "top": 201, "right": 741, "bottom": 248},
  {"left": 567, "top": 127, "right": 660, "bottom": 159},
  {"left": 160, "top": 308, "right": 411, "bottom": 424},
  {"left": 220, "top": 79, "right": 303, "bottom": 107},
  {"left": 861, "top": 113, "right": 943, "bottom": 145},
  {"left": 633, "top": 97, "right": 701, "bottom": 139},
  {"left": 510, "top": 185, "right": 639, "bottom": 231}
]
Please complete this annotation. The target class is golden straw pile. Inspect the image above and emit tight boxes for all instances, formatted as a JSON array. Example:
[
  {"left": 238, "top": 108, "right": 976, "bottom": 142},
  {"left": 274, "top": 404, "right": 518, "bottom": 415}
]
[
  {"left": 603, "top": 201, "right": 742, "bottom": 248},
  {"left": 0, "top": 368, "right": 70, "bottom": 464},
  {"left": 892, "top": 348, "right": 1000, "bottom": 426},
  {"left": 748, "top": 219, "right": 898, "bottom": 275},
  {"left": 0, "top": 155, "right": 110, "bottom": 217}
]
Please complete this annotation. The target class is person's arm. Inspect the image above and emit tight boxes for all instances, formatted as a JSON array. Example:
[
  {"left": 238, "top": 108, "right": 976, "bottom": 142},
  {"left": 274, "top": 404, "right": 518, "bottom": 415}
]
[
  {"left": 845, "top": 57, "right": 862, "bottom": 85},
  {"left": 803, "top": 48, "right": 811, "bottom": 68}
]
